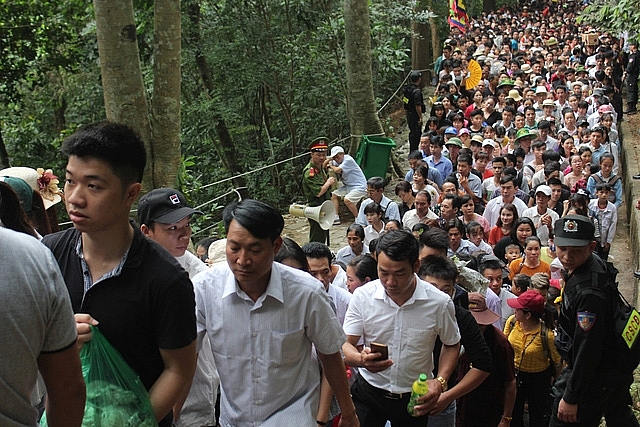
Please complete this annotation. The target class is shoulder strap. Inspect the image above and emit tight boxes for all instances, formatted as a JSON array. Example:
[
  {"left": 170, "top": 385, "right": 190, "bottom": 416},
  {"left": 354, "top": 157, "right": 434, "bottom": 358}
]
[
  {"left": 592, "top": 174, "right": 603, "bottom": 184},
  {"left": 609, "top": 174, "right": 620, "bottom": 186},
  {"left": 540, "top": 320, "right": 550, "bottom": 362}
]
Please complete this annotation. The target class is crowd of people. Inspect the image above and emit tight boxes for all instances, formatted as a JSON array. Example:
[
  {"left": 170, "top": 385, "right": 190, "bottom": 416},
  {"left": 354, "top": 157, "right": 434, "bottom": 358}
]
[
  {"left": 291, "top": 1, "right": 640, "bottom": 426},
  {"left": 2, "top": 1, "right": 640, "bottom": 427}
]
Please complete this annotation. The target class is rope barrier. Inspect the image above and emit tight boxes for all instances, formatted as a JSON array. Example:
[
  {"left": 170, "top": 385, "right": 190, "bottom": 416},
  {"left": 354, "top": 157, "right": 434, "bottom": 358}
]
[
  {"left": 200, "top": 152, "right": 309, "bottom": 189},
  {"left": 377, "top": 68, "right": 431, "bottom": 114}
]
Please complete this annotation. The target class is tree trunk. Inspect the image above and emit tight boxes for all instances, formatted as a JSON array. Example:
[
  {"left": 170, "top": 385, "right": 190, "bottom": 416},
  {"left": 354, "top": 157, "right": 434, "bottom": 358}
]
[
  {"left": 151, "top": 0, "right": 181, "bottom": 188},
  {"left": 428, "top": 0, "right": 440, "bottom": 71},
  {"left": 185, "top": 1, "right": 249, "bottom": 197},
  {"left": 343, "top": 0, "right": 384, "bottom": 154},
  {"left": 93, "top": 0, "right": 154, "bottom": 190},
  {"left": 412, "top": 0, "right": 431, "bottom": 80}
]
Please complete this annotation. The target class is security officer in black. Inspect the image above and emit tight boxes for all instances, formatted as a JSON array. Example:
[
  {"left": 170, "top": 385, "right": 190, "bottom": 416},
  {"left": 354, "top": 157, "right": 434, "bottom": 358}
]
[
  {"left": 550, "top": 215, "right": 639, "bottom": 427},
  {"left": 403, "top": 71, "right": 425, "bottom": 152},
  {"left": 624, "top": 39, "right": 640, "bottom": 114}
]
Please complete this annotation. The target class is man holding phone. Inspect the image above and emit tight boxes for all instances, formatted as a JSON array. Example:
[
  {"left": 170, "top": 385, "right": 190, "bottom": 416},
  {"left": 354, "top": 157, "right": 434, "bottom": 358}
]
[{"left": 343, "top": 230, "right": 460, "bottom": 426}]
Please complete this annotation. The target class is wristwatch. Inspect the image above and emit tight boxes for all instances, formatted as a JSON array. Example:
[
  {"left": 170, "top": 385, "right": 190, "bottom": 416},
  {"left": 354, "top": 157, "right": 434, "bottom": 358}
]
[{"left": 436, "top": 376, "right": 448, "bottom": 392}]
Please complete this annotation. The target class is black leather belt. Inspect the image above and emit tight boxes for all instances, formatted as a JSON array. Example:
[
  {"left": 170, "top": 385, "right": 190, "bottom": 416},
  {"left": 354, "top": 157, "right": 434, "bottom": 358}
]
[
  {"left": 381, "top": 390, "right": 412, "bottom": 400},
  {"left": 359, "top": 376, "right": 411, "bottom": 400}
]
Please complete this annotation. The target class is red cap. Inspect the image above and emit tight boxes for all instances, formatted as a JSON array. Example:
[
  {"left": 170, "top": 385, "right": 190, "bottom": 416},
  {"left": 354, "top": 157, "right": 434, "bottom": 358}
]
[
  {"left": 507, "top": 290, "right": 545, "bottom": 314},
  {"left": 468, "top": 292, "right": 501, "bottom": 325},
  {"left": 309, "top": 137, "right": 329, "bottom": 151}
]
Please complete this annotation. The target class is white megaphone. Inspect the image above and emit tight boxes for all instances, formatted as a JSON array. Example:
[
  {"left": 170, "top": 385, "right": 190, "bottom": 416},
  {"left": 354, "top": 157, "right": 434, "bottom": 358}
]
[{"left": 289, "top": 200, "right": 334, "bottom": 230}]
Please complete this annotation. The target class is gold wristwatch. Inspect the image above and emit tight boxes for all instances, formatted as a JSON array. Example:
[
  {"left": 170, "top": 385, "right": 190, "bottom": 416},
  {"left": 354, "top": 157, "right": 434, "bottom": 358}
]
[{"left": 436, "top": 376, "right": 447, "bottom": 392}]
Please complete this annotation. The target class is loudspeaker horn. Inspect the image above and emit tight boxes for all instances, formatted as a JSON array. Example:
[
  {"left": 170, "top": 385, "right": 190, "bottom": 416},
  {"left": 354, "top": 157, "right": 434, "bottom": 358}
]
[{"left": 289, "top": 200, "right": 334, "bottom": 230}]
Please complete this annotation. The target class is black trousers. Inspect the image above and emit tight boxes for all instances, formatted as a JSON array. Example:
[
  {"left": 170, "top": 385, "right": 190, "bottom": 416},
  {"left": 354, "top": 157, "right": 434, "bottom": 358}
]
[
  {"left": 549, "top": 367, "right": 639, "bottom": 427},
  {"left": 513, "top": 369, "right": 552, "bottom": 427},
  {"left": 351, "top": 376, "right": 429, "bottom": 427},
  {"left": 407, "top": 111, "right": 421, "bottom": 153},
  {"left": 627, "top": 75, "right": 639, "bottom": 110},
  {"left": 308, "top": 218, "right": 329, "bottom": 244}
]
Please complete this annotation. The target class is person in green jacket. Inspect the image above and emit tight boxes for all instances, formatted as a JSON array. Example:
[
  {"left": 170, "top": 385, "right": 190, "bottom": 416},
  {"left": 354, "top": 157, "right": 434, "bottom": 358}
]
[{"left": 302, "top": 138, "right": 335, "bottom": 243}]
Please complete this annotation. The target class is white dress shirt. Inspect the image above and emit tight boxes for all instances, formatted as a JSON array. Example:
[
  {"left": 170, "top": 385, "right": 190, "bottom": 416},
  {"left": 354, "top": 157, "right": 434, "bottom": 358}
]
[
  {"left": 175, "top": 251, "right": 219, "bottom": 427},
  {"left": 193, "top": 262, "right": 346, "bottom": 427},
  {"left": 343, "top": 276, "right": 460, "bottom": 393},
  {"left": 522, "top": 206, "right": 559, "bottom": 243},
  {"left": 483, "top": 196, "right": 529, "bottom": 228},
  {"left": 335, "top": 245, "right": 370, "bottom": 267},
  {"left": 402, "top": 208, "right": 439, "bottom": 230}
]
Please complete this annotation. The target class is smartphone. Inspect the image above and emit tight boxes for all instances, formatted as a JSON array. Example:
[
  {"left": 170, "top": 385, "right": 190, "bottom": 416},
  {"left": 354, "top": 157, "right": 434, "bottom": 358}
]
[{"left": 370, "top": 342, "right": 389, "bottom": 361}]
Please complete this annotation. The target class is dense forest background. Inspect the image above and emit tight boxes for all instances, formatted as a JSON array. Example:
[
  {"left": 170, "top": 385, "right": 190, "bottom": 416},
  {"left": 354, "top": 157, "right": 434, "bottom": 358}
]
[{"left": 0, "top": 0, "right": 628, "bottom": 235}]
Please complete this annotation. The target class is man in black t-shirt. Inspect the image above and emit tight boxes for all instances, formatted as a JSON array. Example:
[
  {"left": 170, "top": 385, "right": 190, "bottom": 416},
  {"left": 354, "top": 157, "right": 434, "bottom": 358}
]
[{"left": 42, "top": 122, "right": 196, "bottom": 427}]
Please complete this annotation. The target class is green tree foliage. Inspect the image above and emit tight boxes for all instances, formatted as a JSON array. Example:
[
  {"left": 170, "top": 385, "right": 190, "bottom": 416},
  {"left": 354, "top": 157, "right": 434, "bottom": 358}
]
[
  {"left": 0, "top": 0, "right": 91, "bottom": 100},
  {"left": 577, "top": 0, "right": 640, "bottom": 37},
  {"left": 180, "top": 0, "right": 412, "bottom": 210},
  {"left": 2, "top": 0, "right": 415, "bottom": 230}
]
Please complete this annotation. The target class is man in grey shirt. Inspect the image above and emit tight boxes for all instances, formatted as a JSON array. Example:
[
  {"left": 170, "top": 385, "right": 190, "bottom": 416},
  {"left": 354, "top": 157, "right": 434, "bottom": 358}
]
[{"left": 0, "top": 228, "right": 85, "bottom": 426}]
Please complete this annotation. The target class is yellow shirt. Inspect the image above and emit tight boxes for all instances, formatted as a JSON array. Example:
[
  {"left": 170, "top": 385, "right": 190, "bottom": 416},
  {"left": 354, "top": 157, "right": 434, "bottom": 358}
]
[{"left": 503, "top": 315, "right": 561, "bottom": 373}]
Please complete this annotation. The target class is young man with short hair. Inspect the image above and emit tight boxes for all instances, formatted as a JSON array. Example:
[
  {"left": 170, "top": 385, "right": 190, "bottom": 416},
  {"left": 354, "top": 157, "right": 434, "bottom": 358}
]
[
  {"left": 522, "top": 140, "right": 546, "bottom": 187},
  {"left": 478, "top": 255, "right": 514, "bottom": 330},
  {"left": 455, "top": 154, "right": 483, "bottom": 205},
  {"left": 193, "top": 200, "right": 358, "bottom": 427},
  {"left": 356, "top": 177, "right": 401, "bottom": 226},
  {"left": 343, "top": 230, "right": 461, "bottom": 426},
  {"left": 427, "top": 136, "right": 453, "bottom": 181},
  {"left": 536, "top": 119, "right": 559, "bottom": 151},
  {"left": 42, "top": 122, "right": 197, "bottom": 427},
  {"left": 482, "top": 156, "right": 506, "bottom": 202},
  {"left": 483, "top": 175, "right": 529, "bottom": 227},
  {"left": 418, "top": 255, "right": 492, "bottom": 426},
  {"left": 522, "top": 185, "right": 559, "bottom": 244},
  {"left": 137, "top": 188, "right": 218, "bottom": 427}
]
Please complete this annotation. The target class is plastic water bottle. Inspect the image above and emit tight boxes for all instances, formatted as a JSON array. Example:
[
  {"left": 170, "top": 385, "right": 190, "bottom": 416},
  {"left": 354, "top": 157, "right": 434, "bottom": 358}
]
[{"left": 407, "top": 373, "right": 429, "bottom": 416}]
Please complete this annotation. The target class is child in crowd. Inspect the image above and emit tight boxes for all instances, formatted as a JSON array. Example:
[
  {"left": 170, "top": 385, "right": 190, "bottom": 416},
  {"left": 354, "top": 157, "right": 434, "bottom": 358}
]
[
  {"left": 511, "top": 273, "right": 531, "bottom": 296},
  {"left": 578, "top": 128, "right": 591, "bottom": 147},
  {"left": 475, "top": 151, "right": 493, "bottom": 180},
  {"left": 587, "top": 153, "right": 622, "bottom": 208},
  {"left": 588, "top": 182, "right": 617, "bottom": 261},
  {"left": 504, "top": 243, "right": 522, "bottom": 265},
  {"left": 467, "top": 221, "right": 493, "bottom": 255}
]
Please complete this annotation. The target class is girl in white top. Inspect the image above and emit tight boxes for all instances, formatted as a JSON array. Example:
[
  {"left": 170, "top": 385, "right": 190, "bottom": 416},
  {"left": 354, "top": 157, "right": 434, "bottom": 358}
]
[{"left": 363, "top": 202, "right": 385, "bottom": 246}]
